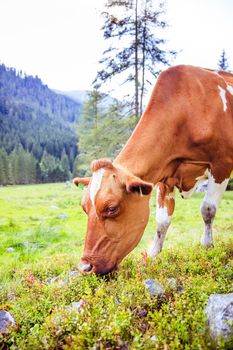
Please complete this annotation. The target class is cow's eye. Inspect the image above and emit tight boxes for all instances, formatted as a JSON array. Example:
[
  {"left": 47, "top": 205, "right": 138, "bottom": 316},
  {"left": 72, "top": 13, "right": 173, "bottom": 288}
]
[
  {"left": 107, "top": 206, "right": 117, "bottom": 213},
  {"left": 104, "top": 205, "right": 119, "bottom": 217}
]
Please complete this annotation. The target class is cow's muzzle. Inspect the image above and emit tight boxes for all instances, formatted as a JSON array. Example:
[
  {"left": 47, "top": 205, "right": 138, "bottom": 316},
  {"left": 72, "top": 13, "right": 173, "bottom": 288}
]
[
  {"left": 78, "top": 258, "right": 119, "bottom": 275},
  {"left": 78, "top": 262, "right": 93, "bottom": 273}
]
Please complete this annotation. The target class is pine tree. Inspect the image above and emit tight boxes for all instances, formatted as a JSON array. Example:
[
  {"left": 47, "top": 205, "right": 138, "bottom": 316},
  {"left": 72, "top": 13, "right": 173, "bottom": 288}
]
[
  {"left": 76, "top": 92, "right": 131, "bottom": 176},
  {"left": 39, "top": 151, "right": 55, "bottom": 183},
  {"left": 61, "top": 149, "right": 71, "bottom": 180},
  {"left": 39, "top": 150, "right": 66, "bottom": 183},
  {"left": 14, "top": 147, "right": 27, "bottom": 184},
  {"left": 9, "top": 148, "right": 18, "bottom": 184},
  {"left": 94, "top": 0, "right": 176, "bottom": 119},
  {"left": 76, "top": 90, "right": 108, "bottom": 175},
  {"left": 218, "top": 49, "right": 229, "bottom": 71},
  {"left": 72, "top": 156, "right": 79, "bottom": 178},
  {"left": 0, "top": 149, "right": 8, "bottom": 185},
  {"left": 7, "top": 157, "right": 14, "bottom": 185},
  {"left": 25, "top": 152, "right": 37, "bottom": 184}
]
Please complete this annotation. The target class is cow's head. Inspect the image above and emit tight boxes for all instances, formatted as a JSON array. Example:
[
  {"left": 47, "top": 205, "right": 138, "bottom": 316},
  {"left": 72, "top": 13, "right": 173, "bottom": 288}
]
[{"left": 73, "top": 159, "right": 153, "bottom": 275}]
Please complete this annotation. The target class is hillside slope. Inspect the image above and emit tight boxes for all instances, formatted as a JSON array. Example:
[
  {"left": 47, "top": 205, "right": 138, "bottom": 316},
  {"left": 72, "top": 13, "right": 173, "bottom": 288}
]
[
  {"left": 0, "top": 64, "right": 82, "bottom": 162},
  {"left": 0, "top": 63, "right": 84, "bottom": 184}
]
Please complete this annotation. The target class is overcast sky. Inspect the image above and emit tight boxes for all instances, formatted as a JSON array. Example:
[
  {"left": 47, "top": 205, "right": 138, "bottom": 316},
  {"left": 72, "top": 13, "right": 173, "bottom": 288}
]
[{"left": 1, "top": 0, "right": 233, "bottom": 96}]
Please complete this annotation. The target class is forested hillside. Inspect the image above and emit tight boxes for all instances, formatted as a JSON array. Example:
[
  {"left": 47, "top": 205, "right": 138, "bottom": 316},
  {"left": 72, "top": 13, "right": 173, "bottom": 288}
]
[{"left": 0, "top": 63, "right": 82, "bottom": 185}]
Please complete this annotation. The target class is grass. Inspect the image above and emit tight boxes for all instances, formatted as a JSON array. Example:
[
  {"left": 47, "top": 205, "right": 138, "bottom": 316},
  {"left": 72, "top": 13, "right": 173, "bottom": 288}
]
[{"left": 0, "top": 183, "right": 232, "bottom": 349}]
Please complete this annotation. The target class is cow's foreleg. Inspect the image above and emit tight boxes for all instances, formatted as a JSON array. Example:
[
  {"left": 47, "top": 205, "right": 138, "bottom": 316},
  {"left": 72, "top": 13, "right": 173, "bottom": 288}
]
[
  {"left": 201, "top": 171, "right": 229, "bottom": 247},
  {"left": 148, "top": 183, "right": 175, "bottom": 257}
]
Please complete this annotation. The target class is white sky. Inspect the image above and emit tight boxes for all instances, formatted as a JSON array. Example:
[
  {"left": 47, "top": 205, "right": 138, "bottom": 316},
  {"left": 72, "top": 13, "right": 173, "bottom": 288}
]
[{"left": 0, "top": 0, "right": 233, "bottom": 97}]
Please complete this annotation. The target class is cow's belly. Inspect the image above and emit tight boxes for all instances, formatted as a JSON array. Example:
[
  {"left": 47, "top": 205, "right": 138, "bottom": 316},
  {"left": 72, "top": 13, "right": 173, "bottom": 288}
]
[
  {"left": 174, "top": 162, "right": 208, "bottom": 199},
  {"left": 181, "top": 178, "right": 207, "bottom": 198}
]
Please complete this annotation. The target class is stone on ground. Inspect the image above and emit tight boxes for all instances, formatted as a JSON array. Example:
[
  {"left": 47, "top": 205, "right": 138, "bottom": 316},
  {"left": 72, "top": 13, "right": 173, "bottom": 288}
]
[
  {"left": 205, "top": 293, "right": 233, "bottom": 344},
  {"left": 0, "top": 310, "right": 15, "bottom": 334},
  {"left": 144, "top": 279, "right": 164, "bottom": 297}
]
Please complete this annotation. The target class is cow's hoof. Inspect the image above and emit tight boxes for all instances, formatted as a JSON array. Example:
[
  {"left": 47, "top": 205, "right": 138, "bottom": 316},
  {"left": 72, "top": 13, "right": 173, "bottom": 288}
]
[
  {"left": 201, "top": 237, "right": 214, "bottom": 248},
  {"left": 147, "top": 245, "right": 161, "bottom": 258}
]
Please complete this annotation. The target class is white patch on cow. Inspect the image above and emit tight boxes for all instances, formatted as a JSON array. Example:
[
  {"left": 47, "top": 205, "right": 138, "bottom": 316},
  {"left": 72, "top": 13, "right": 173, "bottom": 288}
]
[
  {"left": 89, "top": 168, "right": 105, "bottom": 207},
  {"left": 156, "top": 206, "right": 171, "bottom": 225},
  {"left": 155, "top": 187, "right": 171, "bottom": 225},
  {"left": 203, "top": 171, "right": 229, "bottom": 208},
  {"left": 227, "top": 84, "right": 233, "bottom": 95},
  {"left": 218, "top": 86, "right": 227, "bottom": 112},
  {"left": 148, "top": 187, "right": 172, "bottom": 257}
]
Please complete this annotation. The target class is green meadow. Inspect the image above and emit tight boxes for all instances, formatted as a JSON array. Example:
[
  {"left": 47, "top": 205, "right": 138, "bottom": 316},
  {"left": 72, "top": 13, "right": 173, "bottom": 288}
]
[{"left": 0, "top": 183, "right": 233, "bottom": 349}]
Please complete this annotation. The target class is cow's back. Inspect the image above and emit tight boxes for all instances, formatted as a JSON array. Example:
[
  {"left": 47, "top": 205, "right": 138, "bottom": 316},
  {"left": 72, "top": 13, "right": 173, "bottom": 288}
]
[
  {"left": 116, "top": 65, "right": 233, "bottom": 185},
  {"left": 155, "top": 65, "right": 233, "bottom": 167}
]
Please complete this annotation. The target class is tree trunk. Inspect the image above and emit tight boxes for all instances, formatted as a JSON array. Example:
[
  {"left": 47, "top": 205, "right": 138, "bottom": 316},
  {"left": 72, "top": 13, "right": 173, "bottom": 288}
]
[
  {"left": 134, "top": 0, "right": 139, "bottom": 121},
  {"left": 140, "top": 7, "right": 147, "bottom": 117}
]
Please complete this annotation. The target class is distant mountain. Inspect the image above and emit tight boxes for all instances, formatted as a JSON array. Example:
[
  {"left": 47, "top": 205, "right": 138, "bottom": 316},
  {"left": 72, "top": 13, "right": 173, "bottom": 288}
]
[
  {"left": 55, "top": 90, "right": 89, "bottom": 104},
  {"left": 55, "top": 89, "right": 117, "bottom": 108},
  {"left": 0, "top": 63, "right": 82, "bottom": 184},
  {"left": 0, "top": 63, "right": 82, "bottom": 155}
]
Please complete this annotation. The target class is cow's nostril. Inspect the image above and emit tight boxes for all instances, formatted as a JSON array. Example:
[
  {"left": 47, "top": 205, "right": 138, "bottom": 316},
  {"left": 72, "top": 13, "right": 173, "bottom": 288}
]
[{"left": 78, "top": 262, "right": 93, "bottom": 273}]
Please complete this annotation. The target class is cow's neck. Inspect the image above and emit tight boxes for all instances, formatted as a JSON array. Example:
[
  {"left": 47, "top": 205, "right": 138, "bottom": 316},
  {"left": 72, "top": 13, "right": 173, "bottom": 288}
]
[{"left": 114, "top": 108, "right": 176, "bottom": 184}]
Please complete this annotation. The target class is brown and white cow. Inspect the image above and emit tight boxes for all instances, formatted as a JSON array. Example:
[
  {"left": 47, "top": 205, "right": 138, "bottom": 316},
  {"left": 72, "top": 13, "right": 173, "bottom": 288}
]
[{"left": 74, "top": 65, "right": 233, "bottom": 275}]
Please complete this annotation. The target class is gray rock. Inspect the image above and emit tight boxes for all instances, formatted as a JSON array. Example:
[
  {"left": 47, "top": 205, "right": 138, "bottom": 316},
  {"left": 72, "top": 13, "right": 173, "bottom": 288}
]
[
  {"left": 58, "top": 213, "right": 68, "bottom": 220},
  {"left": 51, "top": 205, "right": 58, "bottom": 209},
  {"left": 6, "top": 247, "right": 15, "bottom": 252},
  {"left": 49, "top": 276, "right": 64, "bottom": 287},
  {"left": 49, "top": 271, "right": 81, "bottom": 287},
  {"left": 66, "top": 299, "right": 85, "bottom": 312},
  {"left": 205, "top": 293, "right": 233, "bottom": 342},
  {"left": 67, "top": 270, "right": 81, "bottom": 279},
  {"left": 64, "top": 270, "right": 81, "bottom": 282},
  {"left": 144, "top": 279, "right": 164, "bottom": 297},
  {"left": 0, "top": 310, "right": 15, "bottom": 334},
  {"left": 150, "top": 335, "right": 157, "bottom": 342}
]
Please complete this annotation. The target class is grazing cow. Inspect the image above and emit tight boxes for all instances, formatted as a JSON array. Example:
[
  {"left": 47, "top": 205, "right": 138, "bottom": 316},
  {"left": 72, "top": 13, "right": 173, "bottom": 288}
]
[{"left": 74, "top": 65, "right": 233, "bottom": 275}]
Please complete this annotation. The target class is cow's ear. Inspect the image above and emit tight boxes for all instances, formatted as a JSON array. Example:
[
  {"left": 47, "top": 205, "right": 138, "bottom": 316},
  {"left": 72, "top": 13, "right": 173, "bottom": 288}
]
[
  {"left": 73, "top": 177, "right": 91, "bottom": 187},
  {"left": 91, "top": 158, "right": 114, "bottom": 172},
  {"left": 126, "top": 177, "right": 153, "bottom": 195}
]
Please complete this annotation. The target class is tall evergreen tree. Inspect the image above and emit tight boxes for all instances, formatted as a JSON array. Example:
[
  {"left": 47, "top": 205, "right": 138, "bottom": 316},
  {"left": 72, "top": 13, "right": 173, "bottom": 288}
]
[
  {"left": 0, "top": 149, "right": 8, "bottom": 185},
  {"left": 94, "top": 0, "right": 176, "bottom": 119},
  {"left": 25, "top": 152, "right": 37, "bottom": 184},
  {"left": 9, "top": 148, "right": 18, "bottom": 184},
  {"left": 218, "top": 49, "right": 230, "bottom": 71},
  {"left": 14, "top": 147, "right": 27, "bottom": 184},
  {"left": 76, "top": 91, "right": 133, "bottom": 176},
  {"left": 72, "top": 155, "right": 80, "bottom": 178},
  {"left": 61, "top": 149, "right": 71, "bottom": 180},
  {"left": 76, "top": 90, "right": 107, "bottom": 176}
]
